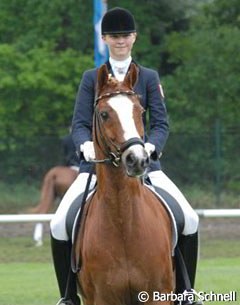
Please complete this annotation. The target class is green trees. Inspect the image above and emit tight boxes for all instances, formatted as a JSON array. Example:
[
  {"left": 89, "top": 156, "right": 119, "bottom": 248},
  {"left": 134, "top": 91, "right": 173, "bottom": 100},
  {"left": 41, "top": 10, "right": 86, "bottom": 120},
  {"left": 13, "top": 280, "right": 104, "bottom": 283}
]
[
  {"left": 0, "top": 0, "right": 190, "bottom": 180},
  {"left": 164, "top": 1, "right": 240, "bottom": 132},
  {"left": 0, "top": 0, "right": 239, "bottom": 192},
  {"left": 0, "top": 0, "right": 196, "bottom": 140},
  {"left": 162, "top": 0, "right": 240, "bottom": 193},
  {"left": 0, "top": 45, "right": 92, "bottom": 138}
]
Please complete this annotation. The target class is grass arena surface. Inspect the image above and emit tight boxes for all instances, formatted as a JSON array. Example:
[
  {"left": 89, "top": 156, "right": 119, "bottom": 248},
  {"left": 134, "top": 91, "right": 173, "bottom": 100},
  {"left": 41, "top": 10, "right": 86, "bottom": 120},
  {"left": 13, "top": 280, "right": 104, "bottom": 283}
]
[
  {"left": 0, "top": 219, "right": 240, "bottom": 305},
  {"left": 0, "top": 258, "right": 239, "bottom": 305},
  {"left": 1, "top": 184, "right": 239, "bottom": 304}
]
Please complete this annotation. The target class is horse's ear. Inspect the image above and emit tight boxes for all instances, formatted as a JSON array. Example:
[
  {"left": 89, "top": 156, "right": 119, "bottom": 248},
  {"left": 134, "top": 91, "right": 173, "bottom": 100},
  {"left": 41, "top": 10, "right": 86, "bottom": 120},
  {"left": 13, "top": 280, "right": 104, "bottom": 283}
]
[
  {"left": 97, "top": 64, "right": 109, "bottom": 93},
  {"left": 123, "top": 63, "right": 139, "bottom": 89}
]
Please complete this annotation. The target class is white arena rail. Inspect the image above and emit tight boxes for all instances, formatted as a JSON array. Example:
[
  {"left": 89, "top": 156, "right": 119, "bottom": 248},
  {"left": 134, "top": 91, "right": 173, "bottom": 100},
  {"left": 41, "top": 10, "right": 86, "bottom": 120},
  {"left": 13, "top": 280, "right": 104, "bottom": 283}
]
[
  {"left": 0, "top": 214, "right": 53, "bottom": 246},
  {"left": 195, "top": 209, "right": 240, "bottom": 218},
  {"left": 0, "top": 210, "right": 240, "bottom": 246},
  {"left": 0, "top": 214, "right": 53, "bottom": 223},
  {"left": 1, "top": 209, "right": 240, "bottom": 223}
]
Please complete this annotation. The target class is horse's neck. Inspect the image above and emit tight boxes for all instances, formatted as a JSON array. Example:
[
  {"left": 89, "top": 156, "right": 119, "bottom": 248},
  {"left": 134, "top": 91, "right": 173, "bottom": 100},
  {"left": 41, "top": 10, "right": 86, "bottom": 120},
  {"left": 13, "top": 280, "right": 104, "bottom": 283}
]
[{"left": 96, "top": 165, "right": 143, "bottom": 219}]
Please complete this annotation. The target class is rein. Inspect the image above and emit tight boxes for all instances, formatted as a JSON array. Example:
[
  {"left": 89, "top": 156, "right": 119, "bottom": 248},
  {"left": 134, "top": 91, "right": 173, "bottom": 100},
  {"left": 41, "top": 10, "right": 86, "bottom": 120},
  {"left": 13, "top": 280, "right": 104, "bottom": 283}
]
[{"left": 92, "top": 90, "right": 144, "bottom": 167}]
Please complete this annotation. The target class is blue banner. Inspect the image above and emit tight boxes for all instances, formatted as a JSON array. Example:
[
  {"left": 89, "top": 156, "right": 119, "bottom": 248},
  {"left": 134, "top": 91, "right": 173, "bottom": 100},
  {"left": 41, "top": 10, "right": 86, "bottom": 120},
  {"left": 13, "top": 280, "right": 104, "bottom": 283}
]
[{"left": 93, "top": 0, "right": 108, "bottom": 67}]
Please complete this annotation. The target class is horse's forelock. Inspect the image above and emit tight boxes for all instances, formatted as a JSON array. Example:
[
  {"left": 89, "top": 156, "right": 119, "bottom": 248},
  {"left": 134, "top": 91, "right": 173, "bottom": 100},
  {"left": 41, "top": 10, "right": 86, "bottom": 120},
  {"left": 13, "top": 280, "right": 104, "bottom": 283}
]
[{"left": 98, "top": 78, "right": 130, "bottom": 98}]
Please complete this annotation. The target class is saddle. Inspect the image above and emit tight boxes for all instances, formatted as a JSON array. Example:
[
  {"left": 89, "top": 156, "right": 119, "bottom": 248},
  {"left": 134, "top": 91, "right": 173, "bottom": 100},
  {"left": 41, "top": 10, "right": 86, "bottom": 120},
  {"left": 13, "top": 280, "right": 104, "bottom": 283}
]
[
  {"left": 66, "top": 181, "right": 185, "bottom": 265},
  {"left": 66, "top": 188, "right": 95, "bottom": 273},
  {"left": 66, "top": 189, "right": 95, "bottom": 243},
  {"left": 144, "top": 183, "right": 185, "bottom": 253}
]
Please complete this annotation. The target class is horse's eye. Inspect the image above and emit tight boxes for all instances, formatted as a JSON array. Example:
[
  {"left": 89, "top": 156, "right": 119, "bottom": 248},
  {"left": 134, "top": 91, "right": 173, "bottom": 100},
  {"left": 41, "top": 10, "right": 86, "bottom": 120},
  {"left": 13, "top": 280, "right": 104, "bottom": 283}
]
[{"left": 100, "top": 111, "right": 109, "bottom": 121}]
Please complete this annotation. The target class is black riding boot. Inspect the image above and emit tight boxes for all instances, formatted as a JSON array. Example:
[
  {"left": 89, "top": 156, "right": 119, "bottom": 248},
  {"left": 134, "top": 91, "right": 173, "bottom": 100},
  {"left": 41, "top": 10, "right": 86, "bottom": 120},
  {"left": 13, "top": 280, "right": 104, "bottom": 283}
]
[
  {"left": 175, "top": 232, "right": 203, "bottom": 305},
  {"left": 51, "top": 234, "right": 80, "bottom": 305}
]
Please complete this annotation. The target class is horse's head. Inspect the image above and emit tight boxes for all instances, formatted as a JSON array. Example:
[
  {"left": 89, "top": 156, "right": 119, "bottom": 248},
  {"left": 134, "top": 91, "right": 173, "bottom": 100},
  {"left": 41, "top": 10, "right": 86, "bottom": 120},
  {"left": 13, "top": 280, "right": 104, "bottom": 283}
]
[{"left": 94, "top": 63, "right": 149, "bottom": 177}]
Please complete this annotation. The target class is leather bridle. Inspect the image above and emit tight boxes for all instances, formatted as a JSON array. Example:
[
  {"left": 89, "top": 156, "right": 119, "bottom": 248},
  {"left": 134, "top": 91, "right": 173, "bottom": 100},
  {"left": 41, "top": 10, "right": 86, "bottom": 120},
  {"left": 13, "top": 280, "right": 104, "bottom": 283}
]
[{"left": 92, "top": 90, "right": 144, "bottom": 167}]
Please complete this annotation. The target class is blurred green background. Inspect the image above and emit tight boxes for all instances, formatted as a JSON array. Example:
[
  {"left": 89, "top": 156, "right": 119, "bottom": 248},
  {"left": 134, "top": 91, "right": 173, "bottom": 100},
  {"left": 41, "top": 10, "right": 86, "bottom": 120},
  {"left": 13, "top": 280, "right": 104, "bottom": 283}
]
[{"left": 0, "top": 0, "right": 239, "bottom": 207}]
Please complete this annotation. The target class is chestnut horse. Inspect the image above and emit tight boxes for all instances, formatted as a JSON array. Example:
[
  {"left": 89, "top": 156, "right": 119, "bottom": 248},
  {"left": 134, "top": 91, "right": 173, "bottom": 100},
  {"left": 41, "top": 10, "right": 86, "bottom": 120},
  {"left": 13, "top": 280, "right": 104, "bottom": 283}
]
[
  {"left": 30, "top": 166, "right": 78, "bottom": 246},
  {"left": 76, "top": 64, "right": 174, "bottom": 305},
  {"left": 30, "top": 165, "right": 78, "bottom": 214}
]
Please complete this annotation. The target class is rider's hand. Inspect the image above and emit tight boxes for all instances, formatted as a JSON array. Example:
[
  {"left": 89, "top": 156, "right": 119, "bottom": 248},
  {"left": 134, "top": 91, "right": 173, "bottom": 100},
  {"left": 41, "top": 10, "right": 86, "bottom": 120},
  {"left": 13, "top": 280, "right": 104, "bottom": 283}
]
[
  {"left": 145, "top": 142, "right": 161, "bottom": 161},
  {"left": 80, "top": 141, "right": 95, "bottom": 162},
  {"left": 144, "top": 142, "right": 155, "bottom": 158}
]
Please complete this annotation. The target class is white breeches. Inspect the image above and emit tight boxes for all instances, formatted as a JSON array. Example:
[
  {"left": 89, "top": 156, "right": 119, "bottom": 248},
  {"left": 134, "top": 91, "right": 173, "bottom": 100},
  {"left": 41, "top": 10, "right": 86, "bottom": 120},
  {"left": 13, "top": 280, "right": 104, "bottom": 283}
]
[
  {"left": 50, "top": 170, "right": 198, "bottom": 241},
  {"left": 50, "top": 173, "right": 96, "bottom": 240},
  {"left": 148, "top": 170, "right": 199, "bottom": 236}
]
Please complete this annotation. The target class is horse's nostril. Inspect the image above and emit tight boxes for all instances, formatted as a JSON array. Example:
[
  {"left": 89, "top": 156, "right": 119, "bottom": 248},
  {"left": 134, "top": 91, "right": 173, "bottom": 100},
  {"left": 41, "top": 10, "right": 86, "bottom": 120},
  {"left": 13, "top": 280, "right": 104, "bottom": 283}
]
[{"left": 126, "top": 153, "right": 137, "bottom": 166}]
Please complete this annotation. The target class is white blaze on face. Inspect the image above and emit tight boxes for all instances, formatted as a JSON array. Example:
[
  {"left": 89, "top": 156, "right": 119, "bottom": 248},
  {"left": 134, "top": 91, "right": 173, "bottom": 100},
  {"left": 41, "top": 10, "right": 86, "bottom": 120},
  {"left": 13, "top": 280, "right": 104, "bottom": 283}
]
[
  {"left": 107, "top": 95, "right": 145, "bottom": 160},
  {"left": 108, "top": 95, "right": 140, "bottom": 140}
]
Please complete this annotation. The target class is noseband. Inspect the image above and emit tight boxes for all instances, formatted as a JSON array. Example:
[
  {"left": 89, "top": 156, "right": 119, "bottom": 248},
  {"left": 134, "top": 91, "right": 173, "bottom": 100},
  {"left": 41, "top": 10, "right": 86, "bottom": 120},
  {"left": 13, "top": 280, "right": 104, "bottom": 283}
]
[{"left": 92, "top": 90, "right": 144, "bottom": 167}]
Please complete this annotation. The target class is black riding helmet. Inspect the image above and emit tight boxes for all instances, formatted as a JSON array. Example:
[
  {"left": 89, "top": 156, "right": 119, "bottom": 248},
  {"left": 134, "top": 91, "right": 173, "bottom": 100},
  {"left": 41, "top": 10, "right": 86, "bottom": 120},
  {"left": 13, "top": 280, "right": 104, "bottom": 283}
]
[{"left": 101, "top": 7, "right": 136, "bottom": 35}]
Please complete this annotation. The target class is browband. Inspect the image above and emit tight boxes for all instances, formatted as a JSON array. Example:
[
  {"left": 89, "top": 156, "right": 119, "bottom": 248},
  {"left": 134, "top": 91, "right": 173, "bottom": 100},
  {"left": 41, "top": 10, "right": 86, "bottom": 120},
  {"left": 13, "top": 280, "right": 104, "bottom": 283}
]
[{"left": 95, "top": 90, "right": 136, "bottom": 106}]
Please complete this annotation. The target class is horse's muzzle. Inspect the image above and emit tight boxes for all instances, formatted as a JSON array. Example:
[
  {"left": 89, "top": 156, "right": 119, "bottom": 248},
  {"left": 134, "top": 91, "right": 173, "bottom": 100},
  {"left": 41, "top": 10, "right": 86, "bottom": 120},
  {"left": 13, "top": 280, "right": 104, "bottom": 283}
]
[{"left": 122, "top": 145, "right": 149, "bottom": 177}]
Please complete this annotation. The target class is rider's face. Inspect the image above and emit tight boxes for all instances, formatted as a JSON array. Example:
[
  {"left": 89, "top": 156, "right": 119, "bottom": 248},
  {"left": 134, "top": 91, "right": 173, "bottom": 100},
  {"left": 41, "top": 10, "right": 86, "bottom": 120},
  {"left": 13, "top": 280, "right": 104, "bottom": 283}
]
[{"left": 102, "top": 33, "right": 137, "bottom": 60}]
